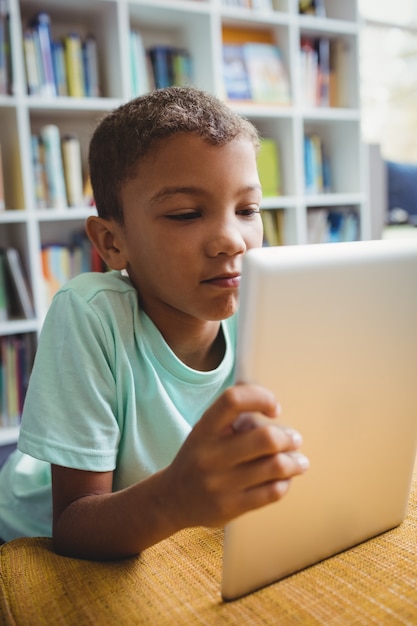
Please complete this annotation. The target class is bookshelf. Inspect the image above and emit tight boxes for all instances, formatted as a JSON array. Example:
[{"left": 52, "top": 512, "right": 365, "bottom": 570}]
[{"left": 0, "top": 0, "right": 368, "bottom": 445}]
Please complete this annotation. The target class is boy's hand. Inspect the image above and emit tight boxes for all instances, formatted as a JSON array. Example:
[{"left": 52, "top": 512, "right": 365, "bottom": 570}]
[{"left": 163, "top": 384, "right": 309, "bottom": 531}]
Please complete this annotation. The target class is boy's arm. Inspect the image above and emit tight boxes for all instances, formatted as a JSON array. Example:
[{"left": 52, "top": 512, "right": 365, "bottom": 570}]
[{"left": 52, "top": 384, "right": 308, "bottom": 560}]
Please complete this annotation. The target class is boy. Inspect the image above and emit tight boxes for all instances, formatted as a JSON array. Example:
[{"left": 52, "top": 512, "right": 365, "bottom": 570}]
[{"left": 0, "top": 87, "right": 308, "bottom": 558}]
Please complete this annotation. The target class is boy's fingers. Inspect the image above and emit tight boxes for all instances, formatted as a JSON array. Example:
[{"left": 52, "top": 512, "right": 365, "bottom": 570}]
[
  {"left": 239, "top": 450, "right": 310, "bottom": 491},
  {"left": 197, "top": 384, "right": 279, "bottom": 435},
  {"left": 223, "top": 423, "right": 305, "bottom": 467}
]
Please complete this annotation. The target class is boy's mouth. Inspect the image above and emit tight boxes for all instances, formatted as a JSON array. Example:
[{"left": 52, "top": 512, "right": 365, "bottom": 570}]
[{"left": 203, "top": 273, "right": 241, "bottom": 288}]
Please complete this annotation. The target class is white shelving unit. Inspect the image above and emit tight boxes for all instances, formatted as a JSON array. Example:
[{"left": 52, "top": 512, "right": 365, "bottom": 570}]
[{"left": 0, "top": 0, "right": 367, "bottom": 446}]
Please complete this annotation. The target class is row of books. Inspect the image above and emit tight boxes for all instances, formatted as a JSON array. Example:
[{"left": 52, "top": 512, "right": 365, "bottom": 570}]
[
  {"left": 0, "top": 334, "right": 33, "bottom": 428},
  {"left": 304, "top": 133, "right": 331, "bottom": 195},
  {"left": 0, "top": 248, "right": 35, "bottom": 321},
  {"left": 299, "top": 0, "right": 326, "bottom": 16},
  {"left": 261, "top": 207, "right": 359, "bottom": 249},
  {"left": 130, "top": 30, "right": 193, "bottom": 97},
  {"left": 0, "top": 0, "right": 12, "bottom": 95},
  {"left": 222, "top": 41, "right": 290, "bottom": 104},
  {"left": 257, "top": 138, "right": 282, "bottom": 197},
  {"left": 41, "top": 235, "right": 106, "bottom": 308},
  {"left": 261, "top": 209, "right": 285, "bottom": 247},
  {"left": 300, "top": 37, "right": 348, "bottom": 108},
  {"left": 307, "top": 208, "right": 360, "bottom": 244},
  {"left": 300, "top": 37, "right": 330, "bottom": 108},
  {"left": 32, "top": 125, "right": 92, "bottom": 210},
  {"left": 23, "top": 12, "right": 100, "bottom": 98}
]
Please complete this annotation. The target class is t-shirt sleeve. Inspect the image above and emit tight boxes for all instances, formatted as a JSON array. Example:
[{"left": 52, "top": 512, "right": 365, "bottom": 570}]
[{"left": 18, "top": 288, "right": 120, "bottom": 471}]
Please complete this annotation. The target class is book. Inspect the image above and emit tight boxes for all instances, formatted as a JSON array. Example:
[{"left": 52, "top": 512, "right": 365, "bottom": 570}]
[
  {"left": 31, "top": 134, "right": 47, "bottom": 209},
  {"left": 0, "top": 142, "right": 5, "bottom": 210},
  {"left": 222, "top": 26, "right": 274, "bottom": 45},
  {"left": 0, "top": 0, "right": 10, "bottom": 95},
  {"left": 0, "top": 334, "right": 32, "bottom": 426},
  {"left": 4, "top": 247, "right": 35, "bottom": 319},
  {"left": 23, "top": 29, "right": 42, "bottom": 95},
  {"left": 304, "top": 133, "right": 329, "bottom": 194},
  {"left": 307, "top": 208, "right": 359, "bottom": 244},
  {"left": 52, "top": 39, "right": 67, "bottom": 96},
  {"left": 129, "top": 29, "right": 151, "bottom": 97},
  {"left": 329, "top": 38, "right": 350, "bottom": 108},
  {"left": 40, "top": 245, "right": 69, "bottom": 307},
  {"left": 299, "top": 0, "right": 326, "bottom": 16},
  {"left": 300, "top": 37, "right": 318, "bottom": 106},
  {"left": 40, "top": 124, "right": 67, "bottom": 209},
  {"left": 304, "top": 134, "right": 315, "bottom": 194},
  {"left": 148, "top": 46, "right": 174, "bottom": 89},
  {"left": 300, "top": 37, "right": 330, "bottom": 107},
  {"left": 257, "top": 138, "right": 281, "bottom": 197},
  {"left": 307, "top": 208, "right": 328, "bottom": 243},
  {"left": 0, "top": 250, "right": 8, "bottom": 321},
  {"left": 222, "top": 44, "right": 251, "bottom": 100},
  {"left": 82, "top": 35, "right": 100, "bottom": 97},
  {"left": 243, "top": 43, "right": 290, "bottom": 104},
  {"left": 171, "top": 49, "right": 193, "bottom": 86},
  {"left": 64, "top": 33, "right": 85, "bottom": 97},
  {"left": 82, "top": 174, "right": 95, "bottom": 207},
  {"left": 316, "top": 37, "right": 330, "bottom": 107},
  {"left": 261, "top": 209, "right": 283, "bottom": 247},
  {"left": 61, "top": 134, "right": 84, "bottom": 207},
  {"left": 30, "top": 12, "right": 56, "bottom": 97}
]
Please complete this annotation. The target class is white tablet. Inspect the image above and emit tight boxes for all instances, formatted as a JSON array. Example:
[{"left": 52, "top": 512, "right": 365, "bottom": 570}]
[{"left": 222, "top": 238, "right": 417, "bottom": 601}]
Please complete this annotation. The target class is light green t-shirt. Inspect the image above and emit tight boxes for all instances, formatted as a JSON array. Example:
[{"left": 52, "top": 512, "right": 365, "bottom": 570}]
[{"left": 0, "top": 271, "right": 237, "bottom": 541}]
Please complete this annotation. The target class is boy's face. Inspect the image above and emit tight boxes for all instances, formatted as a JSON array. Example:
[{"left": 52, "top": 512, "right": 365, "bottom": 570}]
[{"left": 116, "top": 133, "right": 263, "bottom": 328}]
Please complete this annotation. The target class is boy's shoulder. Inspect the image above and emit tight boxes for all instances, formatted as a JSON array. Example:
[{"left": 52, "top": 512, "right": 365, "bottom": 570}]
[{"left": 58, "top": 270, "right": 135, "bottom": 302}]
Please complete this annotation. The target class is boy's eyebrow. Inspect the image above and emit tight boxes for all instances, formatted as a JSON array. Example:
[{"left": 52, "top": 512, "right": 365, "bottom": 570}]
[{"left": 149, "top": 184, "right": 262, "bottom": 205}]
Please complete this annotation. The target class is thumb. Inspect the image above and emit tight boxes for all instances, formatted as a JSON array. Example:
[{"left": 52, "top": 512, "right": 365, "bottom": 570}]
[{"left": 196, "top": 383, "right": 280, "bottom": 436}]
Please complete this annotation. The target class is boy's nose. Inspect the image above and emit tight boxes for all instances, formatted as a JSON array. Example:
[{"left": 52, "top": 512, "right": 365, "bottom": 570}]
[{"left": 205, "top": 222, "right": 246, "bottom": 257}]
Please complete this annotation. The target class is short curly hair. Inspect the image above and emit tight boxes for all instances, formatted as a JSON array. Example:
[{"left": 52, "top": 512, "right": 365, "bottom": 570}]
[{"left": 88, "top": 86, "right": 260, "bottom": 223}]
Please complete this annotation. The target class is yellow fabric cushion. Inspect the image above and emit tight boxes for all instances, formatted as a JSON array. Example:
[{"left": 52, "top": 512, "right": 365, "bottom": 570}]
[{"left": 1, "top": 463, "right": 417, "bottom": 625}]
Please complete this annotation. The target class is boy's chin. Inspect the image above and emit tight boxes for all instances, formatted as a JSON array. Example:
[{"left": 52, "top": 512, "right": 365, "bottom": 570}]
[{"left": 207, "top": 302, "right": 239, "bottom": 321}]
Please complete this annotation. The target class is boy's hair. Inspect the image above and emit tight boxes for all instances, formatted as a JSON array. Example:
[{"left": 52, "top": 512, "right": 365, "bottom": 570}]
[{"left": 89, "top": 86, "right": 260, "bottom": 224}]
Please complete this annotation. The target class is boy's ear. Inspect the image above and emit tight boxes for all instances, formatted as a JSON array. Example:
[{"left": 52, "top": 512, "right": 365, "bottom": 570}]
[{"left": 85, "top": 216, "right": 128, "bottom": 271}]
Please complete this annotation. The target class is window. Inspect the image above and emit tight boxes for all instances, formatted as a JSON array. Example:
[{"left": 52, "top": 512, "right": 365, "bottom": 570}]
[{"left": 359, "top": 0, "right": 417, "bottom": 162}]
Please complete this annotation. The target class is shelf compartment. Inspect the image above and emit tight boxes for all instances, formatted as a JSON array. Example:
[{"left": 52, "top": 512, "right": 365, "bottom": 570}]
[
  {"left": 19, "top": 0, "right": 122, "bottom": 99},
  {"left": 128, "top": 2, "right": 216, "bottom": 94}
]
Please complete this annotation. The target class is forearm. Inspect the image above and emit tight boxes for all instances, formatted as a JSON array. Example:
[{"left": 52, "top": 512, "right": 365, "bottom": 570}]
[{"left": 53, "top": 469, "right": 181, "bottom": 560}]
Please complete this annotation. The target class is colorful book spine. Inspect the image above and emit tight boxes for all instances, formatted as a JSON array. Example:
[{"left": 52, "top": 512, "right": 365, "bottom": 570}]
[
  {"left": 52, "top": 39, "right": 67, "bottom": 96},
  {"left": 129, "top": 29, "right": 150, "bottom": 97},
  {"left": 171, "top": 49, "right": 193, "bottom": 86},
  {"left": 257, "top": 138, "right": 281, "bottom": 197},
  {"left": 40, "top": 124, "right": 67, "bottom": 209},
  {"left": 307, "top": 208, "right": 359, "bottom": 243},
  {"left": 0, "top": 250, "right": 8, "bottom": 321},
  {"left": 82, "top": 35, "right": 100, "bottom": 97},
  {"left": 148, "top": 46, "right": 173, "bottom": 89},
  {"left": 222, "top": 44, "right": 251, "bottom": 100},
  {"left": 4, "top": 247, "right": 35, "bottom": 319},
  {"left": 304, "top": 133, "right": 330, "bottom": 194},
  {"left": 64, "top": 33, "right": 85, "bottom": 97},
  {"left": 23, "top": 29, "right": 42, "bottom": 95},
  {"left": 0, "top": 0, "right": 10, "bottom": 95},
  {"left": 31, "top": 134, "right": 47, "bottom": 209},
  {"left": 0, "top": 334, "right": 32, "bottom": 427},
  {"left": 61, "top": 134, "right": 84, "bottom": 207},
  {"left": 30, "top": 12, "right": 56, "bottom": 97}
]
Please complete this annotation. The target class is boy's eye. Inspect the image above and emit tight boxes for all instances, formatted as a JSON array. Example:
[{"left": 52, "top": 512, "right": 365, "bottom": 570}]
[
  {"left": 166, "top": 211, "right": 201, "bottom": 221},
  {"left": 237, "top": 207, "right": 261, "bottom": 217}
]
